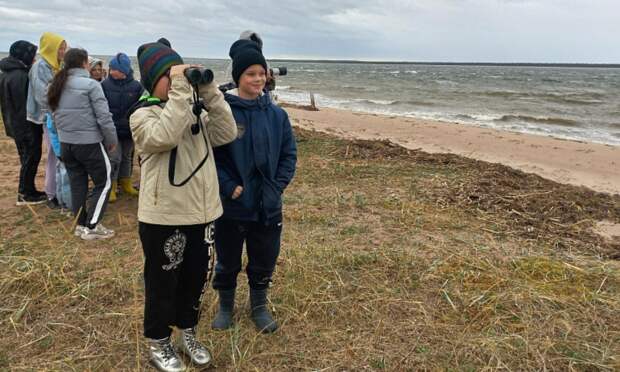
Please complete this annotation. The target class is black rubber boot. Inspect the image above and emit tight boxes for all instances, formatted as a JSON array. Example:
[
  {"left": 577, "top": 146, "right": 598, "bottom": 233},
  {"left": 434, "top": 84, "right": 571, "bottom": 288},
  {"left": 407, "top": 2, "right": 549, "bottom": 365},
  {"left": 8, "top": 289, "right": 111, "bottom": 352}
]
[
  {"left": 211, "top": 289, "right": 235, "bottom": 330},
  {"left": 250, "top": 288, "right": 278, "bottom": 333}
]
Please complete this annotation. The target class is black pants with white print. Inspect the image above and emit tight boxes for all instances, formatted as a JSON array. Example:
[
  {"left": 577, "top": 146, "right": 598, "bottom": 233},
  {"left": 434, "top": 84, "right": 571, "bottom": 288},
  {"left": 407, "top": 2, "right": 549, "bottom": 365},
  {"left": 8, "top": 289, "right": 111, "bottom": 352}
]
[
  {"left": 139, "top": 222, "right": 212, "bottom": 339},
  {"left": 60, "top": 142, "right": 112, "bottom": 228},
  {"left": 212, "top": 219, "right": 282, "bottom": 291}
]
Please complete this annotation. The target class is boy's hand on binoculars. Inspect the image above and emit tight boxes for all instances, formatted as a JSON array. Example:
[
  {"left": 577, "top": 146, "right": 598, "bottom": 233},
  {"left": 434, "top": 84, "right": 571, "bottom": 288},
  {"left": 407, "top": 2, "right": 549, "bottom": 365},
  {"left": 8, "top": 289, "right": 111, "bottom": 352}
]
[
  {"left": 231, "top": 186, "right": 243, "bottom": 200},
  {"left": 170, "top": 64, "right": 192, "bottom": 77},
  {"left": 107, "top": 143, "right": 117, "bottom": 153}
]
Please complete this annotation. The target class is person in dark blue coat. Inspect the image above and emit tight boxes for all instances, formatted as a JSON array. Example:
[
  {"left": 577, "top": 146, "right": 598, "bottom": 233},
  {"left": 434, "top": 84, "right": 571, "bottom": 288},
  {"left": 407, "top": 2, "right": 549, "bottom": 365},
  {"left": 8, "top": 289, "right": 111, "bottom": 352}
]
[
  {"left": 101, "top": 52, "right": 143, "bottom": 202},
  {"left": 212, "top": 39, "right": 297, "bottom": 333}
]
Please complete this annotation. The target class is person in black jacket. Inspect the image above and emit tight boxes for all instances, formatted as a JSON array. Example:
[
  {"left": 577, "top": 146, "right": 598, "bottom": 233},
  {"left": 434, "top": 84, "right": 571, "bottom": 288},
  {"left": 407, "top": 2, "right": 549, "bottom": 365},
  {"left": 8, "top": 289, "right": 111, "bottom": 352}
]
[
  {"left": 0, "top": 40, "right": 47, "bottom": 205},
  {"left": 101, "top": 52, "right": 143, "bottom": 202},
  {"left": 211, "top": 40, "right": 297, "bottom": 334}
]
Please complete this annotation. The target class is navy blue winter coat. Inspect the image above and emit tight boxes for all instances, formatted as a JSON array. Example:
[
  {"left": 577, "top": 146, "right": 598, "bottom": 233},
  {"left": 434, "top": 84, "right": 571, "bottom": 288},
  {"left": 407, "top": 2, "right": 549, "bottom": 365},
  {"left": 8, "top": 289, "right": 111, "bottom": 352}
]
[
  {"left": 101, "top": 75, "right": 143, "bottom": 140},
  {"left": 214, "top": 93, "right": 297, "bottom": 224}
]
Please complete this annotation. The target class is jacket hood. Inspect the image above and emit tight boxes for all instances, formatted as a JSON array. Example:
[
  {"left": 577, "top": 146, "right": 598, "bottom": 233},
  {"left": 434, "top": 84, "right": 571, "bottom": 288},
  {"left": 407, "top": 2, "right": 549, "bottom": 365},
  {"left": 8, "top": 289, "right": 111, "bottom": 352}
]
[
  {"left": 0, "top": 56, "right": 28, "bottom": 72},
  {"left": 9, "top": 40, "right": 37, "bottom": 67},
  {"left": 224, "top": 91, "right": 271, "bottom": 111},
  {"left": 88, "top": 57, "right": 103, "bottom": 70},
  {"left": 108, "top": 52, "right": 132, "bottom": 76},
  {"left": 39, "top": 32, "right": 65, "bottom": 72}
]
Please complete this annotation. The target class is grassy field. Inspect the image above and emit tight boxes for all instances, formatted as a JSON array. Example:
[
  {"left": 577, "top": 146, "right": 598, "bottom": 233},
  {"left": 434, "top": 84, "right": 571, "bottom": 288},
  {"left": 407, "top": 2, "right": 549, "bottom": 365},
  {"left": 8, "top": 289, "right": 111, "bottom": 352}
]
[{"left": 0, "top": 119, "right": 619, "bottom": 371}]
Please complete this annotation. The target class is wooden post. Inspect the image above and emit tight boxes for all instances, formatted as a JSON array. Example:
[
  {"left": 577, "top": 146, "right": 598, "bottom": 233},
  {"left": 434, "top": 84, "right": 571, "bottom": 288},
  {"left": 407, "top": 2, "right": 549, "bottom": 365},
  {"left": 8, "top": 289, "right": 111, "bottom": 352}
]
[{"left": 310, "top": 93, "right": 317, "bottom": 111}]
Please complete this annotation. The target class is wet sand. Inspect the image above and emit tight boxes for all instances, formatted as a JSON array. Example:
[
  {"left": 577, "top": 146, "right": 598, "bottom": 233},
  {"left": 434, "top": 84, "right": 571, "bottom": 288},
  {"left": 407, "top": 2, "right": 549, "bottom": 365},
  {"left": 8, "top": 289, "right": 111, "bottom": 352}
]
[{"left": 286, "top": 106, "right": 620, "bottom": 195}]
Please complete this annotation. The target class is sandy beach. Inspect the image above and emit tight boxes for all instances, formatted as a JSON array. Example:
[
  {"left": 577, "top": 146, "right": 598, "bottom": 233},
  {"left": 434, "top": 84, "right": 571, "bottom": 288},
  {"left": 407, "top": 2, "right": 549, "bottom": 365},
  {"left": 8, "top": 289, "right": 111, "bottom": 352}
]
[{"left": 285, "top": 106, "right": 620, "bottom": 195}]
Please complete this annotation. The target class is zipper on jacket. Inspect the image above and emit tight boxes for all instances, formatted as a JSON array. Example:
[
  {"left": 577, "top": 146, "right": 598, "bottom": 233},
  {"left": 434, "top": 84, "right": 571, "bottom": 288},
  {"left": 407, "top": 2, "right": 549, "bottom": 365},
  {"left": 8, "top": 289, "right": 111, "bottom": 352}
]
[{"left": 154, "top": 161, "right": 160, "bottom": 205}]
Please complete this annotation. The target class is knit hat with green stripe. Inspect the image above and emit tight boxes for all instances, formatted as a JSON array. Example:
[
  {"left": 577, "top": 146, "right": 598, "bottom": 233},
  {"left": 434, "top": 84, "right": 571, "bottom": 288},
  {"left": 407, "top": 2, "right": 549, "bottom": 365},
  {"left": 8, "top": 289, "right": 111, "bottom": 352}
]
[{"left": 137, "top": 42, "right": 184, "bottom": 94}]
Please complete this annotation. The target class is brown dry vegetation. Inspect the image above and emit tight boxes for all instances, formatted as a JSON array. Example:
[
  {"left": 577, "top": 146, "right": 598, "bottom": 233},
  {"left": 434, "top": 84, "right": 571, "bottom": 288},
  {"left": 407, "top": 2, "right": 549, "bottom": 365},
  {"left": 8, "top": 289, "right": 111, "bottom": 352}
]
[{"left": 0, "top": 119, "right": 619, "bottom": 371}]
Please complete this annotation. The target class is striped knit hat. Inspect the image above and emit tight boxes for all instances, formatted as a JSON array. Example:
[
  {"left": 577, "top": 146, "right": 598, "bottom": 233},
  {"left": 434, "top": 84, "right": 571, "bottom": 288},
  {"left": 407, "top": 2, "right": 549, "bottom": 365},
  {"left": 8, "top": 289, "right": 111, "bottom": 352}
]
[{"left": 137, "top": 42, "right": 183, "bottom": 94}]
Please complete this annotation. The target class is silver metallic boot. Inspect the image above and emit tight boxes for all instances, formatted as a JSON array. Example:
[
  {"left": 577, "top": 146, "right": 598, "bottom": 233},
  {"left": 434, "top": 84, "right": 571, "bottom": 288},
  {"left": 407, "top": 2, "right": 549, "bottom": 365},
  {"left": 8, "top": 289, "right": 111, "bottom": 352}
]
[
  {"left": 178, "top": 328, "right": 212, "bottom": 366},
  {"left": 147, "top": 337, "right": 186, "bottom": 372}
]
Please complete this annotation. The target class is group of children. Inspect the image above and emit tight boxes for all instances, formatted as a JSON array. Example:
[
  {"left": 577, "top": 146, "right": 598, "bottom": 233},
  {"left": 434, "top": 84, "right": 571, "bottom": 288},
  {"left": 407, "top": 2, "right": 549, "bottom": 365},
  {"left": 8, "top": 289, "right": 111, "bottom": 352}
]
[
  {"left": 0, "top": 31, "right": 297, "bottom": 371},
  {"left": 0, "top": 32, "right": 142, "bottom": 239}
]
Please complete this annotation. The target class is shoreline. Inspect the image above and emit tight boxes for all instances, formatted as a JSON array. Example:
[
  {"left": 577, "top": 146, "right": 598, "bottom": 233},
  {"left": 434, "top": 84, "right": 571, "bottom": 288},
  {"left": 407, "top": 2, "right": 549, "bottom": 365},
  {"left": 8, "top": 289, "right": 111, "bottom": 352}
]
[{"left": 284, "top": 104, "right": 620, "bottom": 195}]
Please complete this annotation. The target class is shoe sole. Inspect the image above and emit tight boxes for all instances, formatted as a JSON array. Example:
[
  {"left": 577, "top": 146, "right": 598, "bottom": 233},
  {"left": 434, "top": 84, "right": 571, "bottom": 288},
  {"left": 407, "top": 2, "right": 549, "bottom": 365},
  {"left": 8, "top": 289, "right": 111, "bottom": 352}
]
[
  {"left": 211, "top": 324, "right": 233, "bottom": 330},
  {"left": 80, "top": 233, "right": 115, "bottom": 241},
  {"left": 211, "top": 315, "right": 234, "bottom": 330},
  {"left": 149, "top": 359, "right": 187, "bottom": 372},
  {"left": 16, "top": 200, "right": 47, "bottom": 206}
]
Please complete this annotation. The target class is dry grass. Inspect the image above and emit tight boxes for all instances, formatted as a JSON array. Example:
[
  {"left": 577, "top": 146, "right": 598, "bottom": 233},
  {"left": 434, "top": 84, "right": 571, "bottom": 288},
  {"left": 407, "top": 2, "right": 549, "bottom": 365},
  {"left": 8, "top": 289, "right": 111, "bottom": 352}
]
[{"left": 0, "top": 121, "right": 619, "bottom": 371}]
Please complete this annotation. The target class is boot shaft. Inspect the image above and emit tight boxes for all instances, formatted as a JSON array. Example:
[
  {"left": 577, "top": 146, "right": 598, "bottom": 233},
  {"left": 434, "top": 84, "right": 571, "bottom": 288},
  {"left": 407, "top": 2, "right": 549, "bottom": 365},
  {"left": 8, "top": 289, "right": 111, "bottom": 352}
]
[
  {"left": 249, "top": 288, "right": 278, "bottom": 333},
  {"left": 108, "top": 183, "right": 117, "bottom": 203},
  {"left": 119, "top": 177, "right": 139, "bottom": 196},
  {"left": 218, "top": 288, "right": 236, "bottom": 311},
  {"left": 212, "top": 289, "right": 236, "bottom": 330},
  {"left": 250, "top": 288, "right": 268, "bottom": 310}
]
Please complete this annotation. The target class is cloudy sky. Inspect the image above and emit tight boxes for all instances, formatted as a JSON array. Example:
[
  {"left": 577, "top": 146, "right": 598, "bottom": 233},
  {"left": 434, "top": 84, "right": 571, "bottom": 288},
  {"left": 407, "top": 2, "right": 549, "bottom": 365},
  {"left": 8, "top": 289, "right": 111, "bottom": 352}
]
[{"left": 0, "top": 0, "right": 618, "bottom": 63}]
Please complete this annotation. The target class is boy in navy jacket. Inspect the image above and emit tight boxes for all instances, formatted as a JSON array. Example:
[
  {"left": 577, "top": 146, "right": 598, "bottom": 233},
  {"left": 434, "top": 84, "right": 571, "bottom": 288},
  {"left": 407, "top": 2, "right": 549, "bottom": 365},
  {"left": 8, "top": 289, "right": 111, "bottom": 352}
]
[{"left": 212, "top": 39, "right": 297, "bottom": 333}]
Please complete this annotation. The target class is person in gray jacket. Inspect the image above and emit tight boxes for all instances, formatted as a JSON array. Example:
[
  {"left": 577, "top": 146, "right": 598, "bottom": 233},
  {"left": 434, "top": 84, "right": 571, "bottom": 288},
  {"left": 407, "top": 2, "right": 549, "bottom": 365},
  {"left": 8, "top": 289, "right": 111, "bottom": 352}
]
[{"left": 47, "top": 48, "right": 118, "bottom": 240}]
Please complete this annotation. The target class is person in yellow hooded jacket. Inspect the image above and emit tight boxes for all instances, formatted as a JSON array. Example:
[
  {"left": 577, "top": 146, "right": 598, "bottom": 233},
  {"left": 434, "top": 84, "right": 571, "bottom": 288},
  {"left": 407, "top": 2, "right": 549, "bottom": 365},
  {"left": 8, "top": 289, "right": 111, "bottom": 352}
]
[{"left": 26, "top": 32, "right": 67, "bottom": 209}]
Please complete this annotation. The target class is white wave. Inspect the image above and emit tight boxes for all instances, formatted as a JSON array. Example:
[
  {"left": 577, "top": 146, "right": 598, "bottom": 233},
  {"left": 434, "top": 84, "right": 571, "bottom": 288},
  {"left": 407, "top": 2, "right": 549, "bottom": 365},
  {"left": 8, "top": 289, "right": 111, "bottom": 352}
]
[
  {"left": 457, "top": 113, "right": 504, "bottom": 122},
  {"left": 354, "top": 98, "right": 395, "bottom": 105},
  {"left": 276, "top": 90, "right": 620, "bottom": 146},
  {"left": 435, "top": 80, "right": 457, "bottom": 85},
  {"left": 405, "top": 70, "right": 418, "bottom": 74}
]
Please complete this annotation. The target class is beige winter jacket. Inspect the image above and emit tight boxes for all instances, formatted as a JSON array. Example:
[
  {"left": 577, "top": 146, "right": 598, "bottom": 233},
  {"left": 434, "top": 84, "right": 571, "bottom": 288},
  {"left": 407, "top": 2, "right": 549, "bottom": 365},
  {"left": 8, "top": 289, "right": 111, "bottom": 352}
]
[{"left": 130, "top": 75, "right": 237, "bottom": 225}]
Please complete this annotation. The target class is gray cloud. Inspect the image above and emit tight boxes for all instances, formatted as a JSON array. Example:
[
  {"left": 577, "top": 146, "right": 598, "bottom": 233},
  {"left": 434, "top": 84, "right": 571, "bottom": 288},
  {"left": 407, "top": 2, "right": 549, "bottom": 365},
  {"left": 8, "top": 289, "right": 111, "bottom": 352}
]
[{"left": 0, "top": 0, "right": 618, "bottom": 62}]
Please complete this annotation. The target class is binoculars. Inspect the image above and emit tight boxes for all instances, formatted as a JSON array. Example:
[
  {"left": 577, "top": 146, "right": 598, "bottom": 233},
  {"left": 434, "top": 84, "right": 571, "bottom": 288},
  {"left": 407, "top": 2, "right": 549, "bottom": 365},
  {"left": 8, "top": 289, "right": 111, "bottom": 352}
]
[
  {"left": 184, "top": 67, "right": 214, "bottom": 85},
  {"left": 269, "top": 67, "right": 287, "bottom": 77}
]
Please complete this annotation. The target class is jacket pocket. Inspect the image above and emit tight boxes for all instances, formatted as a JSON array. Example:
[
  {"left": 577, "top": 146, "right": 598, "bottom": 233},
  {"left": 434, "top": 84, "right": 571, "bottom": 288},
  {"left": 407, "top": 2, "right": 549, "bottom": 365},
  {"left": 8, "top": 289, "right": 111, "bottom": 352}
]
[{"left": 263, "top": 179, "right": 283, "bottom": 211}]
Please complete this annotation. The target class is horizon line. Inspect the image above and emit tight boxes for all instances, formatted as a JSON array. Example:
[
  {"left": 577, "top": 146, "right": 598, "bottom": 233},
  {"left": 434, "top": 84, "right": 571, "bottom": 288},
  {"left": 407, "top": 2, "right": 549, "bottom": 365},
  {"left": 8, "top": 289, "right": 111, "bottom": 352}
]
[
  {"left": 266, "top": 59, "right": 620, "bottom": 67},
  {"left": 1, "top": 51, "right": 618, "bottom": 67}
]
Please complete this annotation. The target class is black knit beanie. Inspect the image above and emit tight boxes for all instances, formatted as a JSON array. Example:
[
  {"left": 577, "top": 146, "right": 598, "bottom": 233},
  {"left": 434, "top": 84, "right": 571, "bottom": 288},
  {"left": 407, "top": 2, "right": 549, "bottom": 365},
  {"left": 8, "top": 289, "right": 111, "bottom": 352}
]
[
  {"left": 229, "top": 40, "right": 267, "bottom": 85},
  {"left": 9, "top": 40, "right": 38, "bottom": 67}
]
